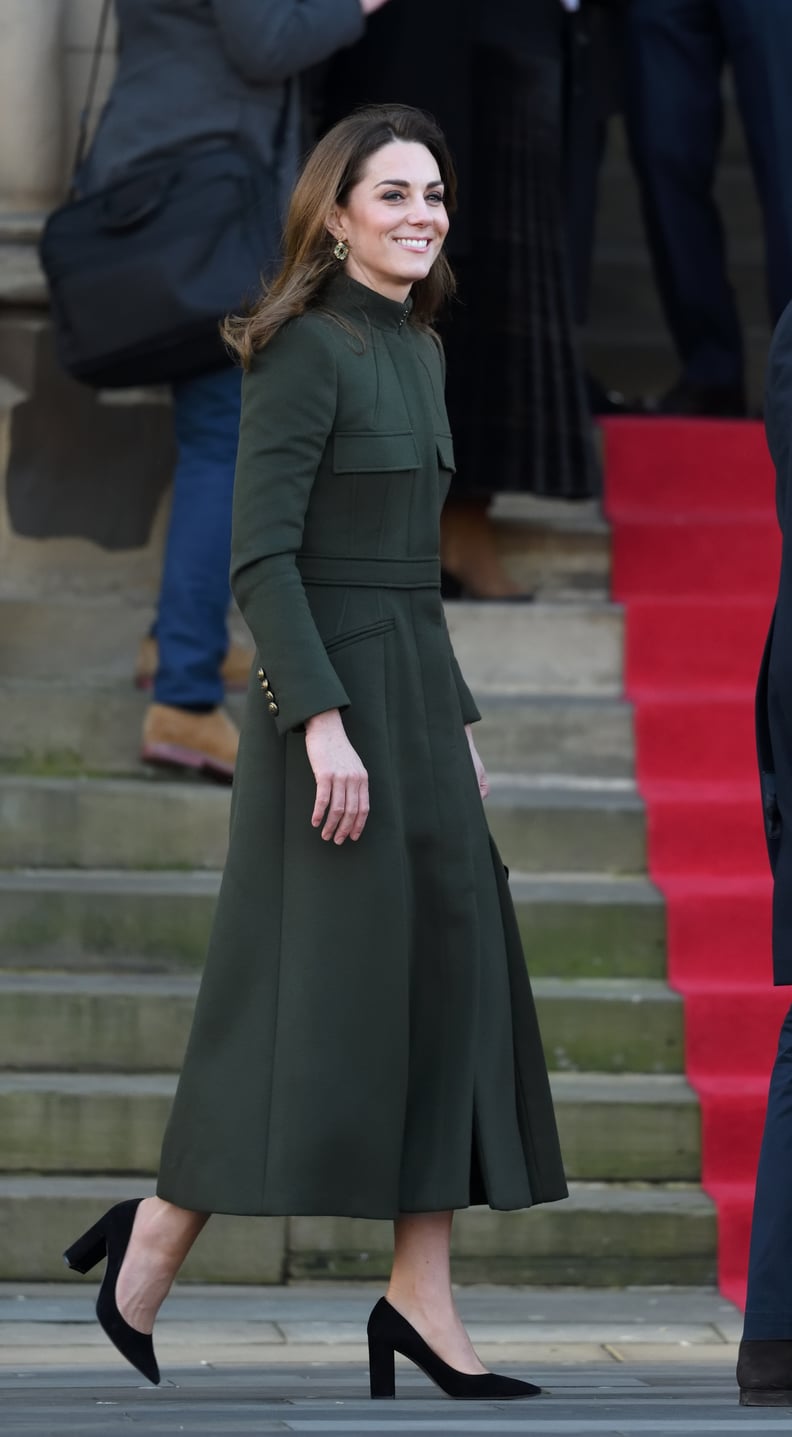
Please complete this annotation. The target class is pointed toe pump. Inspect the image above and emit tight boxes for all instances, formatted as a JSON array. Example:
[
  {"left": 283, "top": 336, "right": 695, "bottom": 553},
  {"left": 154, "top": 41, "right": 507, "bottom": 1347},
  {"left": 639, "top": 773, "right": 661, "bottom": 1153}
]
[
  {"left": 63, "top": 1198, "right": 160, "bottom": 1386},
  {"left": 367, "top": 1297, "right": 541, "bottom": 1400}
]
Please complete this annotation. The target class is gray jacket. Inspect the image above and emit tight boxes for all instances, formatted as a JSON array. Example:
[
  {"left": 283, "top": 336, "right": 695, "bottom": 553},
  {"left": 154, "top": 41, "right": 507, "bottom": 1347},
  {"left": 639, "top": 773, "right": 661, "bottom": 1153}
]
[{"left": 79, "top": 0, "right": 365, "bottom": 206}]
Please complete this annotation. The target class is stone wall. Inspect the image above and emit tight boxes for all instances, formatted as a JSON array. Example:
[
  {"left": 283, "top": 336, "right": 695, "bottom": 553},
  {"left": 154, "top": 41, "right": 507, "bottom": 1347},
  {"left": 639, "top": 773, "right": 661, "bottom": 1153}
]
[{"left": 0, "top": 0, "right": 117, "bottom": 215}]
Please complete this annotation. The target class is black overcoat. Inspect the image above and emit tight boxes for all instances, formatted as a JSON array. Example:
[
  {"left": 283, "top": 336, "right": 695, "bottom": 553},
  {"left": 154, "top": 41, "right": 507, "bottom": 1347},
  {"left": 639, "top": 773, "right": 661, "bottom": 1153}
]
[{"left": 757, "top": 300, "right": 792, "bottom": 984}]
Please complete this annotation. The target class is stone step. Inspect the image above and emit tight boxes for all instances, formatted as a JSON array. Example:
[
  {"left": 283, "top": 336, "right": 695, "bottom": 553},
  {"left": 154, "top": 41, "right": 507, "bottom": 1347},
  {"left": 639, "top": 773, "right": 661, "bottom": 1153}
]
[
  {"left": 0, "top": 773, "right": 646, "bottom": 875},
  {"left": 0, "top": 1072, "right": 699, "bottom": 1183},
  {"left": 446, "top": 603, "right": 623, "bottom": 695},
  {"left": 0, "top": 681, "right": 635, "bottom": 779},
  {"left": 0, "top": 1175, "right": 716, "bottom": 1285},
  {"left": 0, "top": 598, "right": 624, "bottom": 694},
  {"left": 538, "top": 978, "right": 682, "bottom": 1074},
  {"left": 0, "top": 974, "right": 682, "bottom": 1076},
  {"left": 512, "top": 874, "right": 666, "bottom": 980},
  {"left": 492, "top": 503, "right": 610, "bottom": 599},
  {"left": 0, "top": 869, "right": 666, "bottom": 977}
]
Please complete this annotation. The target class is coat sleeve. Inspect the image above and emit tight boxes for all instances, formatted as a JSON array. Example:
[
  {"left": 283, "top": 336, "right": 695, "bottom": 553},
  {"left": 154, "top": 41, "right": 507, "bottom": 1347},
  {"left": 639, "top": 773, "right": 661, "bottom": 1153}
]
[
  {"left": 230, "top": 319, "right": 351, "bottom": 735},
  {"left": 212, "top": 0, "right": 365, "bottom": 85}
]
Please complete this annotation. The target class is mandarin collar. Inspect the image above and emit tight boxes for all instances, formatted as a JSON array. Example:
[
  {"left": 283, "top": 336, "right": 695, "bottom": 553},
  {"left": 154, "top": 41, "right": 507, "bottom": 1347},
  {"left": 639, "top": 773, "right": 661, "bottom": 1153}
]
[{"left": 322, "top": 271, "right": 413, "bottom": 332}]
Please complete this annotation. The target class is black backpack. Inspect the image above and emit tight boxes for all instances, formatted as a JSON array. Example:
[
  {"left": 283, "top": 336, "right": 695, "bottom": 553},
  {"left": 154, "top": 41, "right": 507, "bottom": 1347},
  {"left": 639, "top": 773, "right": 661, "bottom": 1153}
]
[{"left": 39, "top": 0, "right": 285, "bottom": 388}]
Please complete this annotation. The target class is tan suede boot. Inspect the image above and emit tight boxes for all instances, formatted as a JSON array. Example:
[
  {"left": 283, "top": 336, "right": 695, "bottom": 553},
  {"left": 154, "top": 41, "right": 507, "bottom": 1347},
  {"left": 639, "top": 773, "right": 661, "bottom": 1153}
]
[
  {"left": 440, "top": 496, "right": 533, "bottom": 600},
  {"left": 134, "top": 636, "right": 253, "bottom": 692},
  {"left": 141, "top": 703, "right": 239, "bottom": 783}
]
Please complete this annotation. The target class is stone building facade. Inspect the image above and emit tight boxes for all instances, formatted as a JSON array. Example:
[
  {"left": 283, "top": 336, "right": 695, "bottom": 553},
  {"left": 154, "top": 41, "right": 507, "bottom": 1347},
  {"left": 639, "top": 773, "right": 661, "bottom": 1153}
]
[{"left": 0, "top": 0, "right": 171, "bottom": 605}]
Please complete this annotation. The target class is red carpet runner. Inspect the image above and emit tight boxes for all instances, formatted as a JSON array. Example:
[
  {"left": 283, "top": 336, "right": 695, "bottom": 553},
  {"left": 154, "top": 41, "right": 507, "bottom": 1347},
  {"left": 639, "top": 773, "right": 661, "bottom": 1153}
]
[{"left": 602, "top": 417, "right": 785, "bottom": 1308}]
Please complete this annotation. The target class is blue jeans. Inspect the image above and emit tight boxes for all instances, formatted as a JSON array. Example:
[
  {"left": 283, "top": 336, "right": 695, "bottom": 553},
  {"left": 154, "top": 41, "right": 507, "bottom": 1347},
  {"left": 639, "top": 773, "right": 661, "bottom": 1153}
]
[
  {"left": 154, "top": 365, "right": 242, "bottom": 710},
  {"left": 743, "top": 1001, "right": 792, "bottom": 1338}
]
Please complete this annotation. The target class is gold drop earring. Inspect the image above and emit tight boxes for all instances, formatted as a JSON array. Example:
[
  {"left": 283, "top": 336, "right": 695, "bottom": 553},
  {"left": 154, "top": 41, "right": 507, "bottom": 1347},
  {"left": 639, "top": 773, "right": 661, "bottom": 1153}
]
[{"left": 333, "top": 238, "right": 349, "bottom": 261}]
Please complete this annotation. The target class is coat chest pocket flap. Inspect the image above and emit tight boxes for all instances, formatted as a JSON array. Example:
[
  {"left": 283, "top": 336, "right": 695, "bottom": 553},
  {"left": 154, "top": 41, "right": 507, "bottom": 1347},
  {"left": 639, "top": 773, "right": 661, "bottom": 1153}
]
[{"left": 333, "top": 431, "right": 419, "bottom": 473}]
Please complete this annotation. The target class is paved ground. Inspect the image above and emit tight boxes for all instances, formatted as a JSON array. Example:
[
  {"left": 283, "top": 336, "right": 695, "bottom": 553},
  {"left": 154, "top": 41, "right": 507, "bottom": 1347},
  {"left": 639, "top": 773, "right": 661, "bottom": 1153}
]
[{"left": 1, "top": 1282, "right": 783, "bottom": 1435}]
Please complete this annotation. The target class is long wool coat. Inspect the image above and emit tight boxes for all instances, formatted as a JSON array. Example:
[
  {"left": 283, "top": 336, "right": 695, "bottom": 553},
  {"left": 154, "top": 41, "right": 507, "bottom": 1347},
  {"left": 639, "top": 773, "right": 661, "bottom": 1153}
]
[{"left": 157, "top": 273, "right": 568, "bottom": 1218}]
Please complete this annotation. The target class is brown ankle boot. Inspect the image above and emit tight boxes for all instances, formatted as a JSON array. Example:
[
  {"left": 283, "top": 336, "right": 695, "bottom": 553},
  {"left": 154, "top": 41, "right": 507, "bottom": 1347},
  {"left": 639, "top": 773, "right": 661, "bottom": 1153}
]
[
  {"left": 141, "top": 704, "right": 239, "bottom": 783},
  {"left": 134, "top": 637, "right": 253, "bottom": 692},
  {"left": 440, "top": 497, "right": 533, "bottom": 601}
]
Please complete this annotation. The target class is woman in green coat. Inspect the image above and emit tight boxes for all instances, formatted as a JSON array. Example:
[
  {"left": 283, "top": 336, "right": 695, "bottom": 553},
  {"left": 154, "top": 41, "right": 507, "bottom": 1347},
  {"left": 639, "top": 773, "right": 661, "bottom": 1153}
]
[{"left": 63, "top": 104, "right": 567, "bottom": 1399}]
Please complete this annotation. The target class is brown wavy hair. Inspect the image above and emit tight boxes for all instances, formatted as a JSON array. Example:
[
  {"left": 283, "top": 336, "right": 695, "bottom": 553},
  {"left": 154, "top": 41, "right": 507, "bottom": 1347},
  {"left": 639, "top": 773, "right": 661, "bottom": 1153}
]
[{"left": 222, "top": 104, "right": 458, "bottom": 367}]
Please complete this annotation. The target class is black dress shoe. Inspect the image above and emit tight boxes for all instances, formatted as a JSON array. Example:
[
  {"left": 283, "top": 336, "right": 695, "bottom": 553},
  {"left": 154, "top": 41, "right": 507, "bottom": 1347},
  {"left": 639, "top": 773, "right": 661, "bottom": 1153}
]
[
  {"left": 585, "top": 372, "right": 633, "bottom": 416},
  {"left": 737, "top": 1338, "right": 792, "bottom": 1405},
  {"left": 367, "top": 1297, "right": 541, "bottom": 1400},
  {"left": 64, "top": 1198, "right": 160, "bottom": 1385},
  {"left": 649, "top": 378, "right": 747, "bottom": 418}
]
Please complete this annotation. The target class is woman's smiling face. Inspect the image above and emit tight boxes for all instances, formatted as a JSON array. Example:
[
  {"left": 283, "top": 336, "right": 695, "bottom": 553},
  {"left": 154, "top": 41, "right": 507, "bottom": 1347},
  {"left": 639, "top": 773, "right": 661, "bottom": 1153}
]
[{"left": 329, "top": 140, "right": 450, "bottom": 302}]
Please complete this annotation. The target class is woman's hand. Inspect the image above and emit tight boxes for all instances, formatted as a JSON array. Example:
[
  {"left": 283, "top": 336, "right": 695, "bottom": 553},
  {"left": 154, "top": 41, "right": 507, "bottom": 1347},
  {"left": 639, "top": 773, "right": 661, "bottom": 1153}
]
[
  {"left": 304, "top": 709, "right": 370, "bottom": 843},
  {"left": 465, "top": 724, "right": 490, "bottom": 800}
]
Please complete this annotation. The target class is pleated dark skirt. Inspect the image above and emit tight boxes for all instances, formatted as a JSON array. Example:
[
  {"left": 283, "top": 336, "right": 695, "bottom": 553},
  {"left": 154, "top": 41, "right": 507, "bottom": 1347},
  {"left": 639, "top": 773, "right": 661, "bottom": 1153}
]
[{"left": 444, "top": 44, "right": 599, "bottom": 499}]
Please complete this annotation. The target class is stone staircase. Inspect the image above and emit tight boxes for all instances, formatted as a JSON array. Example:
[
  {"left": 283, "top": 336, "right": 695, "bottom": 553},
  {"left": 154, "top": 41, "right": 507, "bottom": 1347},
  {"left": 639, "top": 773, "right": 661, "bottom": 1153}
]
[{"left": 0, "top": 502, "right": 717, "bottom": 1286}]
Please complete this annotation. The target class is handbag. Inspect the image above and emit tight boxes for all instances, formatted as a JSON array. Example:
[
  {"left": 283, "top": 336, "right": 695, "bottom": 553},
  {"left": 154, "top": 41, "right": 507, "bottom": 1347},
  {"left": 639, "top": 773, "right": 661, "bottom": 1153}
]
[{"left": 39, "top": 0, "right": 287, "bottom": 388}]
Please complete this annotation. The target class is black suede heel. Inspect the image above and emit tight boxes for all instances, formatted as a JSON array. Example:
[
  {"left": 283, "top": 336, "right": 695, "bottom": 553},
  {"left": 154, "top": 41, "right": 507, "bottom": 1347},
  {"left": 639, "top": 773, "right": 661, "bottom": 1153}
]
[
  {"left": 64, "top": 1198, "right": 160, "bottom": 1385},
  {"left": 367, "top": 1297, "right": 541, "bottom": 1400}
]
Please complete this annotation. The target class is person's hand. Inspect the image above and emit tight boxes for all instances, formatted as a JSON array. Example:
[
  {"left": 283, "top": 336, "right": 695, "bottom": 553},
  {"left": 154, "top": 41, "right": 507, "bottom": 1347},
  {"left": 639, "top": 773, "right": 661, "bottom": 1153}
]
[
  {"left": 304, "top": 709, "right": 370, "bottom": 843},
  {"left": 359, "top": 0, "right": 393, "bottom": 15},
  {"left": 465, "top": 724, "right": 489, "bottom": 800}
]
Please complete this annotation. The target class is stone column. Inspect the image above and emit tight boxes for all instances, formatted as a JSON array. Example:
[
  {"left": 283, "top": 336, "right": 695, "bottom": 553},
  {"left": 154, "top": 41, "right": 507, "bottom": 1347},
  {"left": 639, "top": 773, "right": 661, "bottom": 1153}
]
[{"left": 0, "top": 0, "right": 65, "bottom": 212}]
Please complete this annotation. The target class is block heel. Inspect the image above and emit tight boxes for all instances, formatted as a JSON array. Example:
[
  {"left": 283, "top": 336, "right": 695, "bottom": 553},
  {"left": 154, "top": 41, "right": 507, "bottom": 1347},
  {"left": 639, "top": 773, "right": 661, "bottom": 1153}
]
[
  {"left": 368, "top": 1335, "right": 396, "bottom": 1398},
  {"left": 63, "top": 1220, "right": 108, "bottom": 1275}
]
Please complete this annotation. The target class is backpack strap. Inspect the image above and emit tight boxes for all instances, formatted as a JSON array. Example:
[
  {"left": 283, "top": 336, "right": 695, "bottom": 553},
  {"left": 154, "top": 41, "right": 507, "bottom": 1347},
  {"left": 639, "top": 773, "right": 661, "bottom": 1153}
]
[{"left": 70, "top": 0, "right": 114, "bottom": 193}]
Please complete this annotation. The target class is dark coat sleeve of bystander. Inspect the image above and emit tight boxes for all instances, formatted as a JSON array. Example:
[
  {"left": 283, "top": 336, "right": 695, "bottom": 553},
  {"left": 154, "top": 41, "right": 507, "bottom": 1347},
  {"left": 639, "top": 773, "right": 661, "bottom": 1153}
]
[{"left": 757, "top": 300, "right": 792, "bottom": 980}]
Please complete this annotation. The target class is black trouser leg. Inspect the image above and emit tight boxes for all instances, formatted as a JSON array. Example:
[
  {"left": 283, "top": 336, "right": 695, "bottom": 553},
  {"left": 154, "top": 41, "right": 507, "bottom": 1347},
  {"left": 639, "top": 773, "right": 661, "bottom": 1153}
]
[
  {"left": 626, "top": 0, "right": 743, "bottom": 388},
  {"left": 721, "top": 0, "right": 792, "bottom": 326},
  {"left": 744, "top": 1001, "right": 792, "bottom": 1338}
]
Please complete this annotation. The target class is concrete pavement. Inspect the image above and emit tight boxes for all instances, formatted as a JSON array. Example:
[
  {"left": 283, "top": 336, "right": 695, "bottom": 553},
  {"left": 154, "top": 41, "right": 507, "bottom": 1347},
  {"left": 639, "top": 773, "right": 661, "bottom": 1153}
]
[{"left": 2, "top": 1282, "right": 779, "bottom": 1435}]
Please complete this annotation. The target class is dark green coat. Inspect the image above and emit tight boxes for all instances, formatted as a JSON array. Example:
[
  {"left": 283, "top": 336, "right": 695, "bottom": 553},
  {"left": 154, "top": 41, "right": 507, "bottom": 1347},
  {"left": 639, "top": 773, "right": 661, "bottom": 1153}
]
[{"left": 157, "top": 273, "right": 567, "bottom": 1218}]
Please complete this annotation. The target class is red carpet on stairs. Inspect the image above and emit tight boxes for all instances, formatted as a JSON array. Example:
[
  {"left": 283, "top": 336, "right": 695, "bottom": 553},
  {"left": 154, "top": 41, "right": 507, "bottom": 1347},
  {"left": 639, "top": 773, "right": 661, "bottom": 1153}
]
[{"left": 603, "top": 416, "right": 786, "bottom": 1309}]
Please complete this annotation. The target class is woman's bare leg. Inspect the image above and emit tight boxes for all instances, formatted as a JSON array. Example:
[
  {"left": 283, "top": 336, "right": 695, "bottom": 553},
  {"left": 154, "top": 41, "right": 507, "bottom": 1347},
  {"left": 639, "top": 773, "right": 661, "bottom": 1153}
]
[
  {"left": 115, "top": 1196, "right": 209, "bottom": 1334},
  {"left": 386, "top": 1211, "right": 488, "bottom": 1374}
]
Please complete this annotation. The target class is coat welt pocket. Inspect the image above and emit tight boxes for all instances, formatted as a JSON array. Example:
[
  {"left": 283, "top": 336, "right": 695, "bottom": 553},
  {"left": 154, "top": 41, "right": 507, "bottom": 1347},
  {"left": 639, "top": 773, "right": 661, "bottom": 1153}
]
[
  {"left": 333, "top": 431, "right": 419, "bottom": 473},
  {"left": 324, "top": 617, "right": 396, "bottom": 654},
  {"left": 435, "top": 432, "right": 456, "bottom": 473}
]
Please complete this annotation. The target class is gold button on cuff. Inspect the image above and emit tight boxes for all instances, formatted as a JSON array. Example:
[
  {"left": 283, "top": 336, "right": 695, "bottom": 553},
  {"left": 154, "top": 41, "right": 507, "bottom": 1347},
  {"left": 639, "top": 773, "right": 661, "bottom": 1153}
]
[
  {"left": 257, "top": 667, "right": 266, "bottom": 681},
  {"left": 268, "top": 701, "right": 279, "bottom": 715}
]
